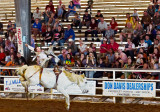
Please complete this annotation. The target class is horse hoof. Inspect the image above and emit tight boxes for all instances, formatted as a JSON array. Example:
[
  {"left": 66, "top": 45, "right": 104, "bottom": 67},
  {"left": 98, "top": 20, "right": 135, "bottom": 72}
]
[
  {"left": 66, "top": 106, "right": 70, "bottom": 111},
  {"left": 65, "top": 104, "right": 70, "bottom": 111}
]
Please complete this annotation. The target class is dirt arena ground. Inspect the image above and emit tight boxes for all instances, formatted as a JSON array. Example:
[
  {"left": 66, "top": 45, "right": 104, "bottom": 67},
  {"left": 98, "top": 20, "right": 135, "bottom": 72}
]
[{"left": 0, "top": 99, "right": 160, "bottom": 112}]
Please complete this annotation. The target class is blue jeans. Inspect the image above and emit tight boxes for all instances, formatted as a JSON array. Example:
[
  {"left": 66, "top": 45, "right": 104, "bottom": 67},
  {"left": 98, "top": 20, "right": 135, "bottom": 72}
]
[
  {"left": 59, "top": 39, "right": 65, "bottom": 46},
  {"left": 85, "top": 71, "right": 95, "bottom": 78},
  {"left": 75, "top": 4, "right": 81, "bottom": 9},
  {"left": 65, "top": 11, "right": 76, "bottom": 20}
]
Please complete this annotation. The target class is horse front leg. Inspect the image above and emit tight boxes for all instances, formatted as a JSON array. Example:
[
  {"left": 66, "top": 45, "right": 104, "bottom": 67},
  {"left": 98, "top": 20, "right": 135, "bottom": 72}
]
[
  {"left": 57, "top": 86, "right": 70, "bottom": 110},
  {"left": 20, "top": 80, "right": 30, "bottom": 99}
]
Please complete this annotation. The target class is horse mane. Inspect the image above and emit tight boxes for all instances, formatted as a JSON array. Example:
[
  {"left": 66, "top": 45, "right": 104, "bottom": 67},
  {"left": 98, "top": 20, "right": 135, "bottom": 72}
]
[{"left": 62, "top": 70, "right": 85, "bottom": 85}]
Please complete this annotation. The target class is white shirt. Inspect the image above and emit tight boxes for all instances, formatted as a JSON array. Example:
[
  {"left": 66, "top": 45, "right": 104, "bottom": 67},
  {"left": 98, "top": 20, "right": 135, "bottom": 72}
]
[
  {"left": 5, "top": 56, "right": 11, "bottom": 62},
  {"left": 138, "top": 42, "right": 148, "bottom": 48},
  {"left": 98, "top": 21, "right": 107, "bottom": 30},
  {"left": 27, "top": 45, "right": 49, "bottom": 67},
  {"left": 33, "top": 11, "right": 41, "bottom": 20},
  {"left": 78, "top": 44, "right": 87, "bottom": 52}
]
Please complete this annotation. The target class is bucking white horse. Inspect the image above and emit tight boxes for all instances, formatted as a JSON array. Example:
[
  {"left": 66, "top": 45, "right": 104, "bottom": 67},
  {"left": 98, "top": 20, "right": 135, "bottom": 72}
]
[{"left": 15, "top": 65, "right": 88, "bottom": 110}]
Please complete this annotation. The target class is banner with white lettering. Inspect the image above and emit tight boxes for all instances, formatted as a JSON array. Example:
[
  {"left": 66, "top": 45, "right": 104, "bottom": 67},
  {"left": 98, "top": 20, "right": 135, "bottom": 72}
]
[
  {"left": 103, "top": 81, "right": 156, "bottom": 97},
  {"left": 16, "top": 27, "right": 24, "bottom": 56},
  {"left": 53, "top": 81, "right": 96, "bottom": 95},
  {"left": 4, "top": 78, "right": 44, "bottom": 93}
]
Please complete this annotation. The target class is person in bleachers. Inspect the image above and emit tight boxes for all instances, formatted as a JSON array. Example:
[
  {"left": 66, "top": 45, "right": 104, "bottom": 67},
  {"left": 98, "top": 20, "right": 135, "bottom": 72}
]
[
  {"left": 43, "top": 26, "right": 53, "bottom": 46},
  {"left": 148, "top": 57, "right": 159, "bottom": 80},
  {"left": 61, "top": 5, "right": 67, "bottom": 22},
  {"left": 106, "top": 48, "right": 115, "bottom": 67},
  {"left": 43, "top": 7, "right": 53, "bottom": 23},
  {"left": 147, "top": 4, "right": 155, "bottom": 17},
  {"left": 125, "top": 13, "right": 133, "bottom": 27},
  {"left": 124, "top": 38, "right": 135, "bottom": 60},
  {"left": 59, "top": 24, "right": 75, "bottom": 46},
  {"left": 71, "top": 13, "right": 81, "bottom": 32},
  {"left": 14, "top": 52, "right": 27, "bottom": 66},
  {"left": 95, "top": 10, "right": 103, "bottom": 23},
  {"left": 41, "top": 22, "right": 47, "bottom": 37},
  {"left": 6, "top": 21, "right": 12, "bottom": 33},
  {"left": 32, "top": 18, "right": 42, "bottom": 38},
  {"left": 55, "top": 5, "right": 63, "bottom": 18},
  {"left": 121, "top": 57, "right": 135, "bottom": 79},
  {"left": 72, "top": 0, "right": 81, "bottom": 9},
  {"left": 99, "top": 38, "right": 108, "bottom": 57},
  {"left": 81, "top": 10, "right": 91, "bottom": 29},
  {"left": 53, "top": 19, "right": 62, "bottom": 32},
  {"left": 65, "top": 1, "right": 76, "bottom": 22},
  {"left": 5, "top": 40, "right": 15, "bottom": 52},
  {"left": 8, "top": 32, "right": 16, "bottom": 45},
  {"left": 45, "top": 1, "right": 55, "bottom": 13},
  {"left": 145, "top": 35, "right": 152, "bottom": 47},
  {"left": 138, "top": 38, "right": 148, "bottom": 51},
  {"left": 112, "top": 52, "right": 124, "bottom": 68},
  {"left": 0, "top": 21, "right": 3, "bottom": 35},
  {"left": 132, "top": 9, "right": 139, "bottom": 18},
  {"left": 65, "top": 53, "right": 75, "bottom": 67},
  {"left": 105, "top": 24, "right": 114, "bottom": 41},
  {"left": 107, "top": 37, "right": 119, "bottom": 52},
  {"left": 52, "top": 25, "right": 64, "bottom": 46},
  {"left": 153, "top": 11, "right": 160, "bottom": 27},
  {"left": 67, "top": 39, "right": 78, "bottom": 56},
  {"left": 58, "top": 48, "right": 67, "bottom": 66},
  {"left": 0, "top": 47, "right": 6, "bottom": 65},
  {"left": 141, "top": 11, "right": 151, "bottom": 30},
  {"left": 46, "top": 17, "right": 54, "bottom": 27},
  {"left": 85, "top": 52, "right": 96, "bottom": 78},
  {"left": 90, "top": 43, "right": 96, "bottom": 52},
  {"left": 0, "top": 54, "right": 15, "bottom": 76},
  {"left": 78, "top": 40, "right": 88, "bottom": 55},
  {"left": 86, "top": 0, "right": 93, "bottom": 14},
  {"left": 98, "top": 17, "right": 108, "bottom": 37},
  {"left": 85, "top": 17, "right": 98, "bottom": 41},
  {"left": 148, "top": 38, "right": 159, "bottom": 54},
  {"left": 118, "top": 49, "right": 128, "bottom": 64},
  {"left": 93, "top": 57, "right": 106, "bottom": 78},
  {"left": 33, "top": 7, "right": 41, "bottom": 21},
  {"left": 0, "top": 37, "right": 5, "bottom": 48},
  {"left": 87, "top": 47, "right": 97, "bottom": 61},
  {"left": 110, "top": 17, "right": 118, "bottom": 34},
  {"left": 119, "top": 22, "right": 134, "bottom": 44},
  {"left": 31, "top": 36, "right": 35, "bottom": 49}
]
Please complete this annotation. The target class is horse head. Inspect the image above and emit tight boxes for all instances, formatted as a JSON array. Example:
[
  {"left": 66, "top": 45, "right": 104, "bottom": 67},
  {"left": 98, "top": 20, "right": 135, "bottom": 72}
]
[
  {"left": 78, "top": 73, "right": 89, "bottom": 94},
  {"left": 15, "top": 65, "right": 28, "bottom": 76}
]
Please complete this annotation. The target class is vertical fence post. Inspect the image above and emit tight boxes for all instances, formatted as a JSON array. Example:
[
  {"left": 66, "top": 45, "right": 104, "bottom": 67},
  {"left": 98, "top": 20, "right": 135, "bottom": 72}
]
[
  {"left": 113, "top": 70, "right": 116, "bottom": 103},
  {"left": 50, "top": 89, "right": 53, "bottom": 99}
]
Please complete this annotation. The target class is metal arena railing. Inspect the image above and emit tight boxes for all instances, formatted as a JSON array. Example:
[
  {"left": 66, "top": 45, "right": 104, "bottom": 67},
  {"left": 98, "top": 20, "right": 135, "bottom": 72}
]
[{"left": 0, "top": 66, "right": 160, "bottom": 103}]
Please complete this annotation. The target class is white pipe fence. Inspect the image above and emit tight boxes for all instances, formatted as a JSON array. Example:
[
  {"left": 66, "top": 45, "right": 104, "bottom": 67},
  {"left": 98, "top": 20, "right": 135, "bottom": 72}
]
[{"left": 0, "top": 66, "right": 160, "bottom": 103}]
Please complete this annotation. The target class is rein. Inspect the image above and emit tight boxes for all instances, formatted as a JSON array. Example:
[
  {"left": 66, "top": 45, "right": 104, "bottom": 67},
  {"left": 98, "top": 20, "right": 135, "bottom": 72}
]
[{"left": 28, "top": 68, "right": 41, "bottom": 79}]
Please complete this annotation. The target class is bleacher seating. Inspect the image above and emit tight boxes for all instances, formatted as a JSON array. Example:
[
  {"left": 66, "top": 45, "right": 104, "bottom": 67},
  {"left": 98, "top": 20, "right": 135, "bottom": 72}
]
[{"left": 0, "top": 0, "right": 151, "bottom": 55}]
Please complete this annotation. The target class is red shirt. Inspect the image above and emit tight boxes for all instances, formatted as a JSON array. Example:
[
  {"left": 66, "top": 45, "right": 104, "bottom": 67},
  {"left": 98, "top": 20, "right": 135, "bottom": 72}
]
[
  {"left": 107, "top": 42, "right": 119, "bottom": 51},
  {"left": 100, "top": 44, "right": 108, "bottom": 53},
  {"left": 45, "top": 5, "right": 55, "bottom": 13},
  {"left": 110, "top": 21, "right": 118, "bottom": 31},
  {"left": 0, "top": 53, "right": 5, "bottom": 61},
  {"left": 90, "top": 22, "right": 98, "bottom": 30}
]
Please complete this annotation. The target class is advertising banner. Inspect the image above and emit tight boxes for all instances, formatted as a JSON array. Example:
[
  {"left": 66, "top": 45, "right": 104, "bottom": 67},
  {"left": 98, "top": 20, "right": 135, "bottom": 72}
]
[
  {"left": 16, "top": 27, "right": 24, "bottom": 56},
  {"left": 103, "top": 81, "right": 156, "bottom": 97},
  {"left": 53, "top": 81, "right": 96, "bottom": 95},
  {"left": 4, "top": 78, "right": 44, "bottom": 93}
]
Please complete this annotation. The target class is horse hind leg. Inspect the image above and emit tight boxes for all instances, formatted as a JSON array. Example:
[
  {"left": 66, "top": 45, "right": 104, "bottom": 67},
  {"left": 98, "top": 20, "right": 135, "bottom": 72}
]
[{"left": 57, "top": 86, "right": 70, "bottom": 110}]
